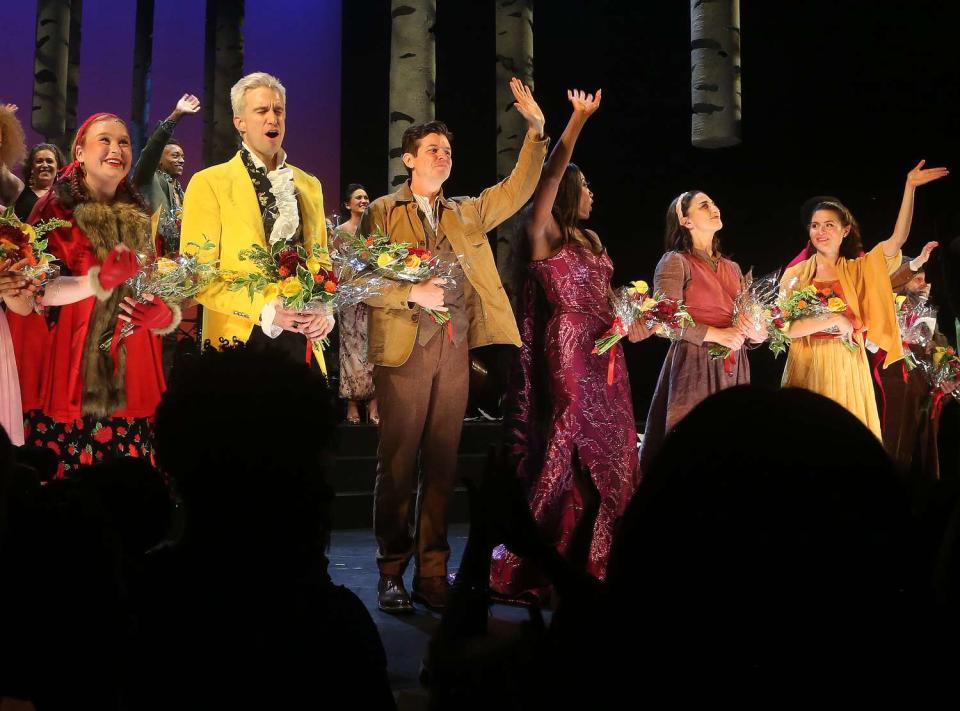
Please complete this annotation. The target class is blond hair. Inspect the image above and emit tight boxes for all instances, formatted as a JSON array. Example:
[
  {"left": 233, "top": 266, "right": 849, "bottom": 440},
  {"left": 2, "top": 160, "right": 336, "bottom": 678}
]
[
  {"left": 230, "top": 72, "right": 286, "bottom": 116},
  {"left": 0, "top": 105, "right": 27, "bottom": 169}
]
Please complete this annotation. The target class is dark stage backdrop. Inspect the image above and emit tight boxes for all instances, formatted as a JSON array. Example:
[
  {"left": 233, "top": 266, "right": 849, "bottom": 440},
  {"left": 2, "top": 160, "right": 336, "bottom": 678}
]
[
  {"left": 0, "top": 0, "right": 341, "bottom": 206},
  {"left": 341, "top": 0, "right": 960, "bottom": 429}
]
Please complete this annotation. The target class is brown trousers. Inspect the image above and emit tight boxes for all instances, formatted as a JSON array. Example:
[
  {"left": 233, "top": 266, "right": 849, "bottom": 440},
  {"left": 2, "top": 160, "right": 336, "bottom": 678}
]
[{"left": 373, "top": 331, "right": 469, "bottom": 577}]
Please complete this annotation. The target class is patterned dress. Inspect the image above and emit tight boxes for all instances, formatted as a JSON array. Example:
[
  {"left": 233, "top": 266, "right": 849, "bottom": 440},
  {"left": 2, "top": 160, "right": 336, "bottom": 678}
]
[
  {"left": 491, "top": 244, "right": 641, "bottom": 600},
  {"left": 333, "top": 227, "right": 374, "bottom": 401}
]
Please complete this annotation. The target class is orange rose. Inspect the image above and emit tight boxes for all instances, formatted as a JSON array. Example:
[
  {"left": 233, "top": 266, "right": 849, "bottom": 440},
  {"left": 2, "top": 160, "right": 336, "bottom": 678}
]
[
  {"left": 796, "top": 300, "right": 807, "bottom": 310},
  {"left": 324, "top": 280, "right": 337, "bottom": 293}
]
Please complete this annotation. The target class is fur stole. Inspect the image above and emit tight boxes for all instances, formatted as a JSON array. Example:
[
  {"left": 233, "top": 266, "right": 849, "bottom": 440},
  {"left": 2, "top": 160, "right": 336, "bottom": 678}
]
[{"left": 71, "top": 195, "right": 152, "bottom": 418}]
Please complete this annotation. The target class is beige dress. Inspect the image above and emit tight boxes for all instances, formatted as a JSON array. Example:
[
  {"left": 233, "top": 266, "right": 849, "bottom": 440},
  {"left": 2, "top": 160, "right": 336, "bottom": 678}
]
[{"left": 333, "top": 227, "right": 374, "bottom": 401}]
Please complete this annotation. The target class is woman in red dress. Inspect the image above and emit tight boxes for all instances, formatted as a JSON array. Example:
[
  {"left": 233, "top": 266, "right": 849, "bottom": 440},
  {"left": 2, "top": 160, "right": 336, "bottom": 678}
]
[
  {"left": 10, "top": 113, "right": 179, "bottom": 472},
  {"left": 490, "top": 89, "right": 649, "bottom": 602}
]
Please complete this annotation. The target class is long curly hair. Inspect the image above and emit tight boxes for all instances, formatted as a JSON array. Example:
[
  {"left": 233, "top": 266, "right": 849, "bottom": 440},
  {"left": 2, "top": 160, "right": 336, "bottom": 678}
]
[
  {"left": 803, "top": 199, "right": 864, "bottom": 260},
  {"left": 0, "top": 105, "right": 27, "bottom": 170},
  {"left": 665, "top": 190, "right": 722, "bottom": 256}
]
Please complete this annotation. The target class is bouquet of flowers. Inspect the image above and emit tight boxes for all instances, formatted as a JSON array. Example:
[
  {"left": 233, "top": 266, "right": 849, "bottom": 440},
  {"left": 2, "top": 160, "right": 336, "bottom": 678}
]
[
  {"left": 100, "top": 239, "right": 220, "bottom": 351},
  {"left": 922, "top": 345, "right": 960, "bottom": 419},
  {"left": 0, "top": 207, "right": 69, "bottom": 280},
  {"left": 592, "top": 279, "right": 694, "bottom": 386},
  {"left": 774, "top": 279, "right": 859, "bottom": 354},
  {"left": 894, "top": 293, "right": 938, "bottom": 370},
  {"left": 225, "top": 240, "right": 340, "bottom": 312},
  {"left": 593, "top": 279, "right": 694, "bottom": 355},
  {"left": 342, "top": 227, "right": 462, "bottom": 340},
  {"left": 707, "top": 269, "right": 781, "bottom": 360}
]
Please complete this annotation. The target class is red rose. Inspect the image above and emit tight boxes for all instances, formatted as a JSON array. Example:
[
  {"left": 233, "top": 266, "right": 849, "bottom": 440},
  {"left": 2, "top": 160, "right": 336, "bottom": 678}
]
[
  {"left": 279, "top": 266, "right": 291, "bottom": 278},
  {"left": 277, "top": 249, "right": 303, "bottom": 276},
  {"left": 313, "top": 273, "right": 323, "bottom": 284},
  {"left": 93, "top": 426, "right": 113, "bottom": 443},
  {"left": 774, "top": 318, "right": 786, "bottom": 329}
]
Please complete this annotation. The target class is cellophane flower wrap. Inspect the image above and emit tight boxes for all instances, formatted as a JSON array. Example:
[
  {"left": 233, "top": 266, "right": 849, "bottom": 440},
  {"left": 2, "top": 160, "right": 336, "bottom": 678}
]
[
  {"left": 225, "top": 240, "right": 341, "bottom": 312},
  {"left": 100, "top": 239, "right": 220, "bottom": 351},
  {"left": 774, "top": 277, "right": 859, "bottom": 354},
  {"left": 341, "top": 227, "right": 463, "bottom": 340},
  {"left": 0, "top": 207, "right": 69, "bottom": 280},
  {"left": 894, "top": 293, "right": 938, "bottom": 370},
  {"left": 708, "top": 269, "right": 781, "bottom": 360},
  {"left": 593, "top": 280, "right": 694, "bottom": 356}
]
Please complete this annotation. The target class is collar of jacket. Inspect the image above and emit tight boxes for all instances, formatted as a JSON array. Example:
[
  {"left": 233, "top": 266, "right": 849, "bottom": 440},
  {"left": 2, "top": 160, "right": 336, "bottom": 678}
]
[{"left": 394, "top": 180, "right": 455, "bottom": 209}]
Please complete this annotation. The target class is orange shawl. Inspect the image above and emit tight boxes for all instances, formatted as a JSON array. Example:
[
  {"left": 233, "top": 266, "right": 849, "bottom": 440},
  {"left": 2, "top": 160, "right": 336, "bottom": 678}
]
[{"left": 781, "top": 243, "right": 904, "bottom": 368}]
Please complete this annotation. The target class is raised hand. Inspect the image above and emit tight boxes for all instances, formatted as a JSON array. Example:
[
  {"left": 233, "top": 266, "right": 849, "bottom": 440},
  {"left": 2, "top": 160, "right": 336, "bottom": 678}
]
[
  {"left": 509, "top": 77, "right": 545, "bottom": 137},
  {"left": 907, "top": 159, "right": 949, "bottom": 187},
  {"left": 568, "top": 88, "right": 601, "bottom": 117},
  {"left": 97, "top": 246, "right": 139, "bottom": 290},
  {"left": 172, "top": 93, "right": 201, "bottom": 120},
  {"left": 2, "top": 103, "right": 18, "bottom": 114},
  {"left": 912, "top": 240, "right": 939, "bottom": 270}
]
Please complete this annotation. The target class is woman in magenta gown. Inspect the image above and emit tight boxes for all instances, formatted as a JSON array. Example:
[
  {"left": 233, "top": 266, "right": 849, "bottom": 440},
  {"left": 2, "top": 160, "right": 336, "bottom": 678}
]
[{"left": 490, "top": 89, "right": 648, "bottom": 602}]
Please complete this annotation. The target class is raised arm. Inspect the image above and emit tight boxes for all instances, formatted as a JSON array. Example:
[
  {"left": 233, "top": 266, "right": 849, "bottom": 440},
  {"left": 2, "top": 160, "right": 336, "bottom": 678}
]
[
  {"left": 527, "top": 89, "right": 601, "bottom": 260},
  {"left": 132, "top": 93, "right": 201, "bottom": 205},
  {"left": 880, "top": 160, "right": 949, "bottom": 258},
  {"left": 471, "top": 79, "right": 549, "bottom": 233}
]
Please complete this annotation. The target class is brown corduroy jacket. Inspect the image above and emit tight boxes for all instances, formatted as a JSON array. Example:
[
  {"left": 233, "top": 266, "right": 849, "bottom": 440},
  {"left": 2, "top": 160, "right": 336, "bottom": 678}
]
[{"left": 358, "top": 132, "right": 548, "bottom": 367}]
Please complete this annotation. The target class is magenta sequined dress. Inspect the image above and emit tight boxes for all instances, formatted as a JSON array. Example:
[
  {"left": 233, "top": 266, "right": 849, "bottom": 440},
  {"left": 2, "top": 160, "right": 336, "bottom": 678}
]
[{"left": 490, "top": 244, "right": 641, "bottom": 600}]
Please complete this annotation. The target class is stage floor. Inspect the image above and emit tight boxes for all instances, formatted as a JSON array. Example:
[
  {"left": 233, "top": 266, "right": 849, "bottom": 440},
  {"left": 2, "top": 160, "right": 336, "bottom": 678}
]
[{"left": 328, "top": 524, "right": 539, "bottom": 705}]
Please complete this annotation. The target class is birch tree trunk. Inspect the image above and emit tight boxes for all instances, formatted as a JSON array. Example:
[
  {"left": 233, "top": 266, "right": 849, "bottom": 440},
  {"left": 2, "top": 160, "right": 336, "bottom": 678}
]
[
  {"left": 31, "top": 0, "right": 72, "bottom": 143},
  {"left": 494, "top": 0, "right": 533, "bottom": 315},
  {"left": 130, "top": 0, "right": 155, "bottom": 161},
  {"left": 690, "top": 0, "right": 741, "bottom": 148},
  {"left": 387, "top": 0, "right": 436, "bottom": 191},
  {"left": 203, "top": 0, "right": 244, "bottom": 167},
  {"left": 63, "top": 0, "right": 83, "bottom": 151}
]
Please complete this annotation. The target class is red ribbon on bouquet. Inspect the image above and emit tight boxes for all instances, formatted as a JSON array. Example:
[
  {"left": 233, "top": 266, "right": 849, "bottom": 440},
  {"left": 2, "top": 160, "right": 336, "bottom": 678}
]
[
  {"left": 723, "top": 350, "right": 737, "bottom": 377},
  {"left": 931, "top": 388, "right": 947, "bottom": 422},
  {"left": 606, "top": 317, "right": 628, "bottom": 386}
]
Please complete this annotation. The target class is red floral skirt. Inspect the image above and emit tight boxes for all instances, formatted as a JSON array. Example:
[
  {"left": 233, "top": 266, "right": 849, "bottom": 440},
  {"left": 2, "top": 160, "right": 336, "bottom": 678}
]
[{"left": 24, "top": 409, "right": 155, "bottom": 476}]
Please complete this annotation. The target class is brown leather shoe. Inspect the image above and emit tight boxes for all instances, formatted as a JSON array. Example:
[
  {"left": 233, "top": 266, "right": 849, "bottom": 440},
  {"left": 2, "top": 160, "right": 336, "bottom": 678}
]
[
  {"left": 412, "top": 576, "right": 451, "bottom": 611},
  {"left": 378, "top": 574, "right": 414, "bottom": 614}
]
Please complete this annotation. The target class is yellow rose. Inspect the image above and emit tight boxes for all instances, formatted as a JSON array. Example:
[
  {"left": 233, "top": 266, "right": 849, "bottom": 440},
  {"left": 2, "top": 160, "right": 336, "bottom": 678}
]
[
  {"left": 826, "top": 297, "right": 846, "bottom": 312},
  {"left": 630, "top": 280, "right": 649, "bottom": 295},
  {"left": 376, "top": 253, "right": 395, "bottom": 268},
  {"left": 404, "top": 254, "right": 421, "bottom": 269},
  {"left": 305, "top": 256, "right": 322, "bottom": 275},
  {"left": 20, "top": 224, "right": 37, "bottom": 243},
  {"left": 933, "top": 348, "right": 946, "bottom": 367},
  {"left": 155, "top": 257, "right": 178, "bottom": 274},
  {"left": 639, "top": 297, "right": 658, "bottom": 312},
  {"left": 262, "top": 283, "right": 280, "bottom": 303},
  {"left": 280, "top": 276, "right": 302, "bottom": 298},
  {"left": 894, "top": 294, "right": 907, "bottom": 308}
]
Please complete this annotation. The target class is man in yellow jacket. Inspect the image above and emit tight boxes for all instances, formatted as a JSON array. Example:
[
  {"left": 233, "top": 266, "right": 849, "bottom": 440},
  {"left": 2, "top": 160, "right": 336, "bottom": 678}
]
[
  {"left": 180, "top": 71, "right": 333, "bottom": 368},
  {"left": 359, "top": 78, "right": 548, "bottom": 613}
]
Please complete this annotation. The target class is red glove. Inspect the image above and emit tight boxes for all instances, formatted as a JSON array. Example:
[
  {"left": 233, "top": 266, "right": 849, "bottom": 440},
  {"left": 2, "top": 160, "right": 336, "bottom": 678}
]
[
  {"left": 98, "top": 248, "right": 139, "bottom": 290},
  {"left": 128, "top": 296, "right": 174, "bottom": 331}
]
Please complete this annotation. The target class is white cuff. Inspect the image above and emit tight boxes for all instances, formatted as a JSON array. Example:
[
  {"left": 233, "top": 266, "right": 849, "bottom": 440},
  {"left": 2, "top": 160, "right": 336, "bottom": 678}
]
[{"left": 259, "top": 300, "right": 283, "bottom": 339}]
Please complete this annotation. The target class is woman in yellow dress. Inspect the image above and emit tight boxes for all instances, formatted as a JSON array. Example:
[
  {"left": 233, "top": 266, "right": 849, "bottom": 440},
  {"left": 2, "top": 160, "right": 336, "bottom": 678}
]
[{"left": 781, "top": 160, "right": 948, "bottom": 438}]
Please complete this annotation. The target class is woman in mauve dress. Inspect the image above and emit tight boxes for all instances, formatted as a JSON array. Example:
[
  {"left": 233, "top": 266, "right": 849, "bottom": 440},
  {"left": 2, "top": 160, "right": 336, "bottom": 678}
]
[
  {"left": 639, "top": 191, "right": 766, "bottom": 472},
  {"left": 490, "top": 89, "right": 649, "bottom": 603}
]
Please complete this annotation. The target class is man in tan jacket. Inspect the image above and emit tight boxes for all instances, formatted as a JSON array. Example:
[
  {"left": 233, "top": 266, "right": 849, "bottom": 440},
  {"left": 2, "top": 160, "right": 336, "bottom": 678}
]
[{"left": 360, "top": 79, "right": 548, "bottom": 613}]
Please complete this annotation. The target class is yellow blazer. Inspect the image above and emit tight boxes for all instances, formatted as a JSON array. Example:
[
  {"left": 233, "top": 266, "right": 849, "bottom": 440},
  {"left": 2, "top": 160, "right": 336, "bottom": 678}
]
[{"left": 179, "top": 151, "right": 329, "bottom": 368}]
